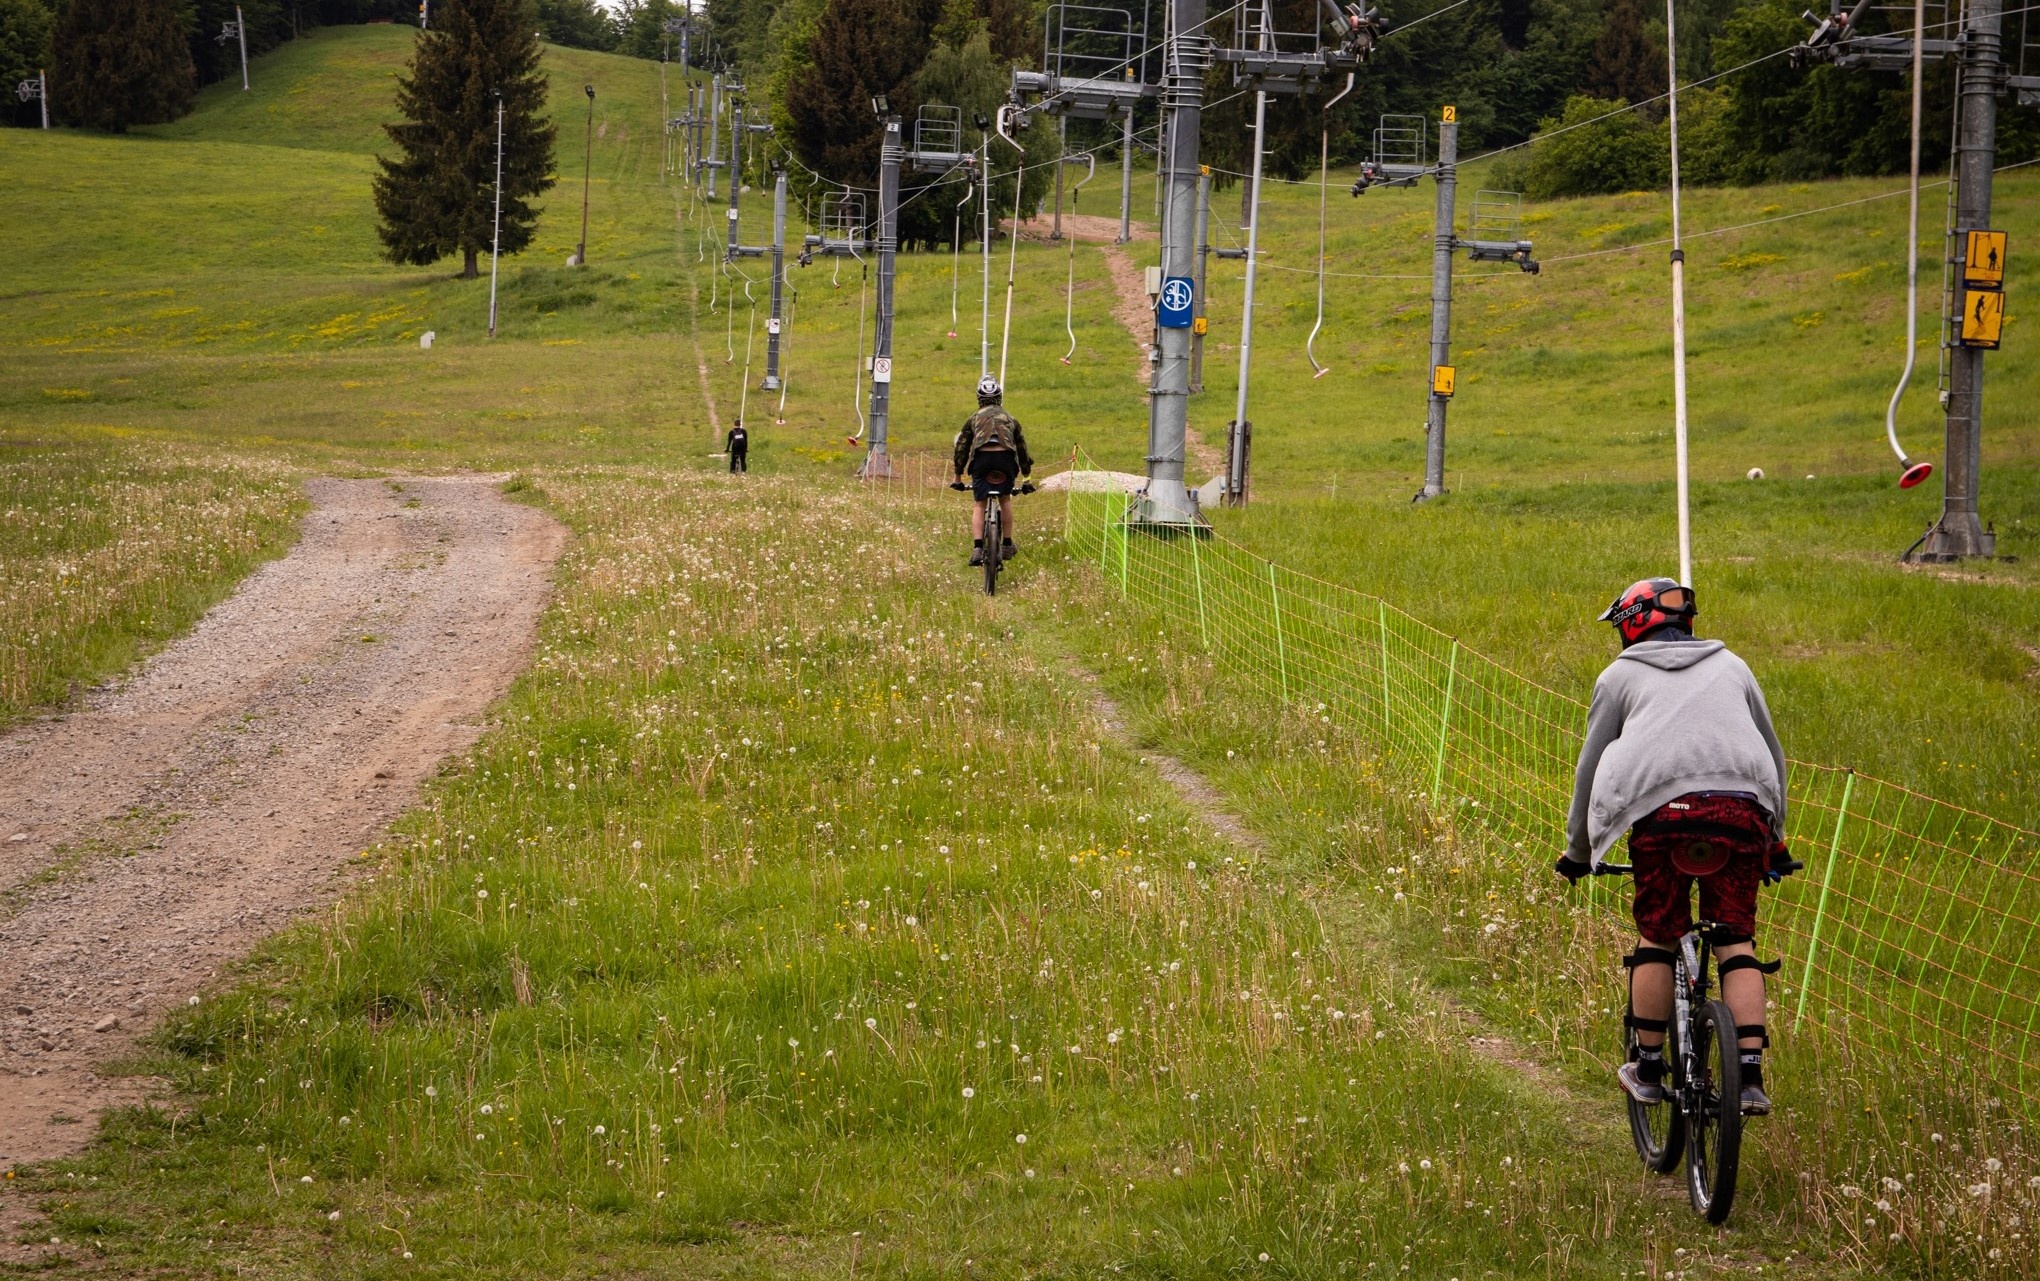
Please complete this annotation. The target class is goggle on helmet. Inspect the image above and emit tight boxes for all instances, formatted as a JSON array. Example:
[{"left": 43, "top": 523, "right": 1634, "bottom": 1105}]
[{"left": 1598, "top": 578, "right": 1696, "bottom": 645}]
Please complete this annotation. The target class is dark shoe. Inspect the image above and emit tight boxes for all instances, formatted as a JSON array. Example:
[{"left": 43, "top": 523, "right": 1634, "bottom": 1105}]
[
  {"left": 969, "top": 547, "right": 985, "bottom": 567},
  {"left": 1001, "top": 539, "right": 1017, "bottom": 559},
  {"left": 1740, "top": 1083, "right": 1772, "bottom": 1116},
  {"left": 1618, "top": 1061, "right": 1666, "bottom": 1106}
]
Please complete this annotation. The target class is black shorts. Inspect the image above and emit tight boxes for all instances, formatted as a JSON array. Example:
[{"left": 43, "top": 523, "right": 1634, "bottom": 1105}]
[{"left": 969, "top": 450, "right": 1019, "bottom": 500}]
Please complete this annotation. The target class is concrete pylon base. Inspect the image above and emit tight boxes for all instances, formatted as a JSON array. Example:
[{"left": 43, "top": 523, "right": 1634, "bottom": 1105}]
[
  {"left": 855, "top": 450, "right": 894, "bottom": 480},
  {"left": 1910, "top": 515, "right": 1996, "bottom": 561},
  {"left": 1131, "top": 481, "right": 1208, "bottom": 534}
]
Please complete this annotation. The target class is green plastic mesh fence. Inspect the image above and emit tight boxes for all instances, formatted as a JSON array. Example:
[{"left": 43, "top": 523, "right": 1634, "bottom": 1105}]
[{"left": 1060, "top": 457, "right": 2040, "bottom": 1104}]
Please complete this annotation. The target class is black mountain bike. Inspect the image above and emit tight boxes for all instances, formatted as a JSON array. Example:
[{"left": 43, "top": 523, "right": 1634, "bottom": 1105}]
[
  {"left": 952, "top": 478, "right": 1034, "bottom": 596},
  {"left": 1591, "top": 857, "right": 1796, "bottom": 1224}
]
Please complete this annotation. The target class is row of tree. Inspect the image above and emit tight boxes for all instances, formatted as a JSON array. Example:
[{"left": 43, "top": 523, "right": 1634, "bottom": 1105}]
[{"left": 0, "top": 0, "right": 684, "bottom": 131}]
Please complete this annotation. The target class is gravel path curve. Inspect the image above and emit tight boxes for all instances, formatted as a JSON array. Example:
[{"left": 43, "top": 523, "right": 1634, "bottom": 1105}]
[{"left": 0, "top": 475, "right": 565, "bottom": 1169}]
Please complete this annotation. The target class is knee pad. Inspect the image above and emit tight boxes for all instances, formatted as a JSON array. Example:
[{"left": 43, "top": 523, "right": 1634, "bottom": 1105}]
[
  {"left": 1717, "top": 953, "right": 1782, "bottom": 977},
  {"left": 1622, "top": 946, "right": 1677, "bottom": 971}
]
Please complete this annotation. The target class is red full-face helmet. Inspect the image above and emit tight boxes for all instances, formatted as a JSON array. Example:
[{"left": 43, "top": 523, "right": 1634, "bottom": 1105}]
[{"left": 1598, "top": 578, "right": 1696, "bottom": 646}]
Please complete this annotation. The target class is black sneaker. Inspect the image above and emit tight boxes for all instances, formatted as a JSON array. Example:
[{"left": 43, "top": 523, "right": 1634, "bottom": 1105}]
[
  {"left": 1740, "top": 1083, "right": 1772, "bottom": 1116},
  {"left": 969, "top": 547, "right": 985, "bottom": 566},
  {"left": 1001, "top": 539, "right": 1017, "bottom": 559},
  {"left": 1618, "top": 1061, "right": 1666, "bottom": 1106}
]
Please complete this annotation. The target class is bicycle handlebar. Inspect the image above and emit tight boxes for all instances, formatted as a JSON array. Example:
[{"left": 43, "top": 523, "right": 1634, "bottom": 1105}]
[
  {"left": 950, "top": 481, "right": 1037, "bottom": 495},
  {"left": 1589, "top": 857, "right": 1803, "bottom": 878}
]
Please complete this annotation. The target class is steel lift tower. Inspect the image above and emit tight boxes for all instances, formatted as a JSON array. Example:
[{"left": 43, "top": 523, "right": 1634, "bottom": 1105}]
[
  {"left": 1010, "top": 0, "right": 1381, "bottom": 525},
  {"left": 801, "top": 102, "right": 978, "bottom": 480},
  {"left": 1798, "top": 0, "right": 2037, "bottom": 559},
  {"left": 722, "top": 101, "right": 786, "bottom": 391},
  {"left": 1352, "top": 112, "right": 1538, "bottom": 503}
]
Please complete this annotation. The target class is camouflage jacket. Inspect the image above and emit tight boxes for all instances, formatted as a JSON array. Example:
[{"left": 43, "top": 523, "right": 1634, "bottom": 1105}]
[{"left": 953, "top": 405, "right": 1033, "bottom": 476}]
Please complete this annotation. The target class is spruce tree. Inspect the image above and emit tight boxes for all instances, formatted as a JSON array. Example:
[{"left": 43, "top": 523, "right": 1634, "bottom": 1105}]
[
  {"left": 49, "top": 0, "right": 194, "bottom": 132},
  {"left": 374, "top": 0, "right": 556, "bottom": 279},
  {"left": 1584, "top": 0, "right": 1666, "bottom": 108}
]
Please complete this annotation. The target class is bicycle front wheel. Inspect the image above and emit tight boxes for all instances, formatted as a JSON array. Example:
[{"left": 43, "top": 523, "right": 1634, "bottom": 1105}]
[
  {"left": 983, "top": 506, "right": 1002, "bottom": 595},
  {"left": 1625, "top": 1022, "right": 1684, "bottom": 1174},
  {"left": 1687, "top": 999, "right": 1744, "bottom": 1223}
]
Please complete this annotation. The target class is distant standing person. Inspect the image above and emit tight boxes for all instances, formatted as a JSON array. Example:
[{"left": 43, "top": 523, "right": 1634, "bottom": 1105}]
[{"left": 726, "top": 421, "right": 748, "bottom": 473}]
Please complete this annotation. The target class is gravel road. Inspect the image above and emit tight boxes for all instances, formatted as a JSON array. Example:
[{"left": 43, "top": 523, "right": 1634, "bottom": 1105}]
[{"left": 0, "top": 474, "right": 565, "bottom": 1170}]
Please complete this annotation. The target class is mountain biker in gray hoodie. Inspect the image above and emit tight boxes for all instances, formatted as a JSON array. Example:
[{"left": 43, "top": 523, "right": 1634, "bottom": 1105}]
[{"left": 1556, "top": 578, "right": 1791, "bottom": 1117}]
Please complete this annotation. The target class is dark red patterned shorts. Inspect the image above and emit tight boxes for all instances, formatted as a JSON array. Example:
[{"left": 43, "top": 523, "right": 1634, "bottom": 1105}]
[{"left": 1628, "top": 794, "right": 1772, "bottom": 944}]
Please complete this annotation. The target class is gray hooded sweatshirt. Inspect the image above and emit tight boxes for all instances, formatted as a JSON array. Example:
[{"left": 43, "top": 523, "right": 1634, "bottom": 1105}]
[{"left": 1565, "top": 638, "right": 1787, "bottom": 866}]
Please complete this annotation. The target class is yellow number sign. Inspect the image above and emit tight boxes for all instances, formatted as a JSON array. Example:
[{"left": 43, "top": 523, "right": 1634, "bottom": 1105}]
[
  {"left": 1191, "top": 316, "right": 1208, "bottom": 336},
  {"left": 1442, "top": 105, "right": 1457, "bottom": 123},
  {"left": 1959, "top": 288, "right": 2005, "bottom": 349},
  {"left": 1432, "top": 364, "right": 1457, "bottom": 396},
  {"left": 1964, "top": 230, "right": 2007, "bottom": 287}
]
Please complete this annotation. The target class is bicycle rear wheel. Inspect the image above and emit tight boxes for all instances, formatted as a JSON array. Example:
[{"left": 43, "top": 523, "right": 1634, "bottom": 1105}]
[
  {"left": 1625, "top": 1023, "right": 1685, "bottom": 1174},
  {"left": 983, "top": 506, "right": 1002, "bottom": 595},
  {"left": 1686, "top": 999, "right": 1744, "bottom": 1223}
]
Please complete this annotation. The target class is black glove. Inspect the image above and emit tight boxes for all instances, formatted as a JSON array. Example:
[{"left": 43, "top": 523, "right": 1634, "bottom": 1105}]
[
  {"left": 1553, "top": 855, "right": 1590, "bottom": 884},
  {"left": 1764, "top": 843, "right": 1800, "bottom": 884},
  {"left": 949, "top": 481, "right": 969, "bottom": 491},
  {"left": 1019, "top": 481, "right": 1037, "bottom": 495}
]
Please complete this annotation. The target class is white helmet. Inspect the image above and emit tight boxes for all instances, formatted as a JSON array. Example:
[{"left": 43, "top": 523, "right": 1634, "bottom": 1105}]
[{"left": 975, "top": 375, "right": 1002, "bottom": 405}]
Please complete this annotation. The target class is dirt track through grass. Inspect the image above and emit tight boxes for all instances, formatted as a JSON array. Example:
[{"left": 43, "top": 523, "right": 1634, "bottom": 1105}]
[{"left": 0, "top": 476, "right": 563, "bottom": 1182}]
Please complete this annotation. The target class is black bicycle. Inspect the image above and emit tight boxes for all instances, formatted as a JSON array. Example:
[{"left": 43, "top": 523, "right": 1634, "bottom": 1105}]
[
  {"left": 951, "top": 477, "right": 1034, "bottom": 596},
  {"left": 1591, "top": 858, "right": 1796, "bottom": 1224}
]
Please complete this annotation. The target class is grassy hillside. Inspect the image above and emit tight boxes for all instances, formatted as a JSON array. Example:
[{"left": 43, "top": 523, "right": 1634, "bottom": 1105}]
[{"left": 0, "top": 23, "right": 2035, "bottom": 1280}]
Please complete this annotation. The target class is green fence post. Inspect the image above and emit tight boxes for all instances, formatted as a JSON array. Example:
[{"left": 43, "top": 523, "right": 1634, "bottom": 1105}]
[
  {"left": 1430, "top": 639, "right": 1459, "bottom": 803},
  {"left": 1376, "top": 600, "right": 1392, "bottom": 742},
  {"left": 1268, "top": 562, "right": 1289, "bottom": 703},
  {"left": 1795, "top": 769, "right": 1855, "bottom": 1031},
  {"left": 1191, "top": 530, "right": 1210, "bottom": 651},
  {"left": 1116, "top": 493, "right": 1130, "bottom": 596},
  {"left": 1097, "top": 492, "right": 1112, "bottom": 572}
]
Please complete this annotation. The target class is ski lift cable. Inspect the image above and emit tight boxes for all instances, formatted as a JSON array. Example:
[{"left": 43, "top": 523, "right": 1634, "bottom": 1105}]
[
  {"left": 1883, "top": 0, "right": 1933, "bottom": 489},
  {"left": 1064, "top": 151, "right": 1100, "bottom": 365},
  {"left": 998, "top": 141, "right": 1028, "bottom": 387},
  {"left": 776, "top": 290, "right": 799, "bottom": 424},
  {"left": 1666, "top": 0, "right": 1693, "bottom": 587},
  {"left": 845, "top": 257, "right": 872, "bottom": 444},
  {"left": 1531, "top": 154, "right": 2040, "bottom": 268},
  {"left": 736, "top": 281, "right": 759, "bottom": 426},
  {"left": 1307, "top": 71, "right": 1356, "bottom": 378},
  {"left": 1198, "top": 40, "right": 1802, "bottom": 193},
  {"left": 950, "top": 181, "right": 973, "bottom": 339}
]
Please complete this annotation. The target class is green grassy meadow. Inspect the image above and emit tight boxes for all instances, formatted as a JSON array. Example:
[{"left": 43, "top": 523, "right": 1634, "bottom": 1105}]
[{"left": 0, "top": 21, "right": 2036, "bottom": 1278}]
